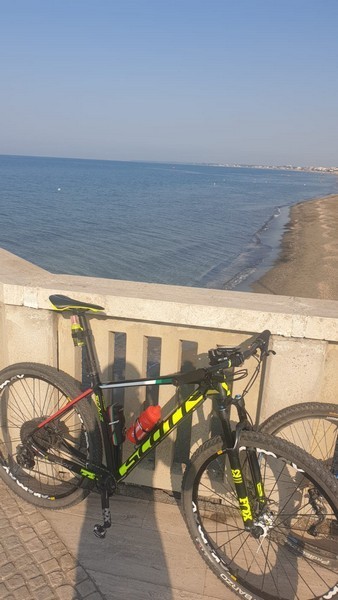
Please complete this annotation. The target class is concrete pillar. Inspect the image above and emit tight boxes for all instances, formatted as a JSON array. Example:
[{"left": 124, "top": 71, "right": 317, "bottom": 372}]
[
  {"left": 2, "top": 304, "right": 57, "bottom": 367},
  {"left": 260, "top": 336, "right": 327, "bottom": 421}
]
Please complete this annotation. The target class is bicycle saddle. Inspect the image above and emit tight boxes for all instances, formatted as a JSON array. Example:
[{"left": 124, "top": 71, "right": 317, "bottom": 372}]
[{"left": 49, "top": 294, "right": 105, "bottom": 312}]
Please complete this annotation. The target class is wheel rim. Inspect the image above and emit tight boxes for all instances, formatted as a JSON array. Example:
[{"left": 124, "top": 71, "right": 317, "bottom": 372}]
[
  {"left": 191, "top": 445, "right": 338, "bottom": 600},
  {"left": 0, "top": 374, "right": 89, "bottom": 500}
]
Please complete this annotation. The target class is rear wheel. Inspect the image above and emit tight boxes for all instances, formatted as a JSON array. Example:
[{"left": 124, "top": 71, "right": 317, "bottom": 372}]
[
  {"left": 182, "top": 432, "right": 338, "bottom": 600},
  {"left": 259, "top": 402, "right": 338, "bottom": 474},
  {"left": 0, "top": 363, "right": 102, "bottom": 509}
]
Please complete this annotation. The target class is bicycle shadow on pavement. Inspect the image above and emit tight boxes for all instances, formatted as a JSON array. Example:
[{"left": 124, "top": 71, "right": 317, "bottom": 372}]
[{"left": 46, "top": 335, "right": 311, "bottom": 600}]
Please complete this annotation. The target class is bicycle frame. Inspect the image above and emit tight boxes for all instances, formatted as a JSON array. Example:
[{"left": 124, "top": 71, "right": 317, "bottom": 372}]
[
  {"left": 33, "top": 375, "right": 263, "bottom": 529},
  {"left": 36, "top": 376, "right": 208, "bottom": 477},
  {"left": 30, "top": 308, "right": 266, "bottom": 531}
]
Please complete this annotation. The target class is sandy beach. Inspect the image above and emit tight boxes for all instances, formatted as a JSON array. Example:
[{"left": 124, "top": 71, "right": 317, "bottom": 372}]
[{"left": 252, "top": 194, "right": 338, "bottom": 300}]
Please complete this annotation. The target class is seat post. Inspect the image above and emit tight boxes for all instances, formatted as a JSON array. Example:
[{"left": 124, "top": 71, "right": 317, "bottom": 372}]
[{"left": 77, "top": 312, "right": 102, "bottom": 387}]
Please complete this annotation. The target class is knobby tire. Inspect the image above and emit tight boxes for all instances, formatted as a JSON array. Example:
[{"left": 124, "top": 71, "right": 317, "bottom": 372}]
[
  {"left": 0, "top": 363, "right": 102, "bottom": 509},
  {"left": 181, "top": 431, "right": 338, "bottom": 600}
]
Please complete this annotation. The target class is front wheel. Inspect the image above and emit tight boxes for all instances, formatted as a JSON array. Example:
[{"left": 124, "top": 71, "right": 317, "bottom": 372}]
[
  {"left": 181, "top": 432, "right": 338, "bottom": 600},
  {"left": 0, "top": 363, "right": 102, "bottom": 509}
]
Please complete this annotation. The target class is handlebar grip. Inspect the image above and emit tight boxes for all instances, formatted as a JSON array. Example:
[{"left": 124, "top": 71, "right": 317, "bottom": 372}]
[
  {"left": 240, "top": 329, "right": 271, "bottom": 360},
  {"left": 256, "top": 329, "right": 271, "bottom": 347}
]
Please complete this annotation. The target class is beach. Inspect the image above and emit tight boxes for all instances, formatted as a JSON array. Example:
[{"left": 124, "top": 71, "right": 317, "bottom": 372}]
[{"left": 252, "top": 194, "right": 338, "bottom": 300}]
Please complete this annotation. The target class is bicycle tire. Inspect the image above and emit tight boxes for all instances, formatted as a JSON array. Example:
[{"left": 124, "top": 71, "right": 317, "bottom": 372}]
[
  {"left": 181, "top": 431, "right": 338, "bottom": 600},
  {"left": 0, "top": 363, "right": 102, "bottom": 509},
  {"left": 259, "top": 402, "right": 338, "bottom": 473}
]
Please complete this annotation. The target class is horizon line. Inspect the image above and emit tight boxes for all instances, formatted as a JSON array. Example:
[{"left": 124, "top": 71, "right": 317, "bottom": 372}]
[{"left": 0, "top": 152, "right": 337, "bottom": 171}]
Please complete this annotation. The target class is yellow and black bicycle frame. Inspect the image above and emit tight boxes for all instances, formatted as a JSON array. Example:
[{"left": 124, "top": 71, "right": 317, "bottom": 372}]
[{"left": 31, "top": 309, "right": 267, "bottom": 531}]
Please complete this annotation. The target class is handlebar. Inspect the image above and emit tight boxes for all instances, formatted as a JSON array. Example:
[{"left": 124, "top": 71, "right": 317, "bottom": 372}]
[
  {"left": 172, "top": 330, "right": 272, "bottom": 386},
  {"left": 208, "top": 329, "right": 271, "bottom": 367}
]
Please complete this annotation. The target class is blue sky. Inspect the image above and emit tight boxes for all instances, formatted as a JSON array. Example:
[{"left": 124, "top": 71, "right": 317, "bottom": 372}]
[{"left": 1, "top": 1, "right": 337, "bottom": 166}]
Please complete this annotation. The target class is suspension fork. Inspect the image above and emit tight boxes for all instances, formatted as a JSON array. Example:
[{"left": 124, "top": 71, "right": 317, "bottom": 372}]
[
  {"left": 216, "top": 386, "right": 266, "bottom": 529},
  {"left": 233, "top": 393, "right": 267, "bottom": 510},
  {"left": 222, "top": 442, "right": 267, "bottom": 530},
  {"left": 215, "top": 387, "right": 253, "bottom": 529}
]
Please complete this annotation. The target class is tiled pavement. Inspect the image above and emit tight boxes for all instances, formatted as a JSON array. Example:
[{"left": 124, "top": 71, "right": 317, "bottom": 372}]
[
  {"left": 0, "top": 479, "right": 235, "bottom": 600},
  {"left": 0, "top": 480, "right": 104, "bottom": 600}
]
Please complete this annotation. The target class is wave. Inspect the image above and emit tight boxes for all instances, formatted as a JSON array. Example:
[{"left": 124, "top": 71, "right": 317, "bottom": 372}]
[{"left": 197, "top": 205, "right": 290, "bottom": 291}]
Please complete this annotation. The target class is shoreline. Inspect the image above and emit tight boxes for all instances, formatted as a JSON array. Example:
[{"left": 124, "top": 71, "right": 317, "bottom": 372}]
[{"left": 250, "top": 194, "right": 338, "bottom": 300}]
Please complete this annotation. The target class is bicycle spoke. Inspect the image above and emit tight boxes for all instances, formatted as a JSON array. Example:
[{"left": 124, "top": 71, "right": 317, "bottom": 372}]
[
  {"left": 0, "top": 369, "right": 100, "bottom": 505},
  {"left": 183, "top": 433, "right": 338, "bottom": 600}
]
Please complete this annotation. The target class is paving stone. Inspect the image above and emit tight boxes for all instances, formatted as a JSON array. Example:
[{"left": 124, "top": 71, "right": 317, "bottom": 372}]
[
  {"left": 11, "top": 584, "right": 32, "bottom": 600},
  {"left": 33, "top": 584, "right": 56, "bottom": 600},
  {"left": 48, "top": 540, "right": 67, "bottom": 558},
  {"left": 28, "top": 575, "right": 46, "bottom": 592},
  {"left": 2, "top": 535, "right": 21, "bottom": 550},
  {"left": 27, "top": 511, "right": 46, "bottom": 526},
  {"left": 18, "top": 526, "right": 36, "bottom": 542},
  {"left": 17, "top": 504, "right": 37, "bottom": 516},
  {"left": 56, "top": 584, "right": 79, "bottom": 600},
  {"left": 47, "top": 570, "right": 66, "bottom": 588},
  {"left": 0, "top": 561, "right": 16, "bottom": 578},
  {"left": 18, "top": 562, "right": 41, "bottom": 580},
  {"left": 25, "top": 537, "right": 45, "bottom": 553},
  {"left": 6, "top": 546, "right": 27, "bottom": 561},
  {"left": 5, "top": 574, "right": 25, "bottom": 591},
  {"left": 3, "top": 511, "right": 21, "bottom": 524},
  {"left": 11, "top": 515, "right": 28, "bottom": 529},
  {"left": 40, "top": 558, "right": 60, "bottom": 574},
  {"left": 32, "top": 547, "right": 52, "bottom": 563},
  {"left": 0, "top": 517, "right": 10, "bottom": 529},
  {"left": 14, "top": 554, "right": 34, "bottom": 568},
  {"left": 34, "top": 519, "right": 52, "bottom": 535},
  {"left": 76, "top": 578, "right": 97, "bottom": 597},
  {"left": 0, "top": 584, "right": 8, "bottom": 600},
  {"left": 0, "top": 528, "right": 13, "bottom": 540},
  {"left": 3, "top": 506, "right": 21, "bottom": 518},
  {"left": 59, "top": 553, "right": 78, "bottom": 572},
  {"left": 66, "top": 566, "right": 88, "bottom": 584},
  {"left": 43, "top": 530, "right": 64, "bottom": 545}
]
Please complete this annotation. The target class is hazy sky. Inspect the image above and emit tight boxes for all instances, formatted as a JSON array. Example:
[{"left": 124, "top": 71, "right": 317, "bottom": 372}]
[{"left": 1, "top": 1, "right": 337, "bottom": 166}]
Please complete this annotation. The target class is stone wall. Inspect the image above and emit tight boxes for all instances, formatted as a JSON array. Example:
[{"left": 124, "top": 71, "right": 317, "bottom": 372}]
[{"left": 1, "top": 248, "right": 337, "bottom": 489}]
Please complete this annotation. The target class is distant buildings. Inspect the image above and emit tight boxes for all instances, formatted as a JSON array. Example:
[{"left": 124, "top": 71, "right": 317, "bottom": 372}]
[{"left": 219, "top": 164, "right": 338, "bottom": 174}]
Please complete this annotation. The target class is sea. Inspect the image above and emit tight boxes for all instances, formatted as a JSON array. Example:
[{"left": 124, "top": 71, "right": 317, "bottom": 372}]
[{"left": 1, "top": 154, "right": 337, "bottom": 291}]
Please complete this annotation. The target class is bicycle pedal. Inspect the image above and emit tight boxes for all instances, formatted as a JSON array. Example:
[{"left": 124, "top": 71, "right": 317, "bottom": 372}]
[{"left": 93, "top": 524, "right": 107, "bottom": 539}]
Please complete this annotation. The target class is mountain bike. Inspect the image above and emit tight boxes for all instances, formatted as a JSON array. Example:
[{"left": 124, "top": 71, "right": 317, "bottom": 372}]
[
  {"left": 0, "top": 294, "right": 337, "bottom": 600},
  {"left": 260, "top": 402, "right": 338, "bottom": 476}
]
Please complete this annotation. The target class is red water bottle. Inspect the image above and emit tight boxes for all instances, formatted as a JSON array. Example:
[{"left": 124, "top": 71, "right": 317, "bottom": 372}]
[{"left": 126, "top": 405, "right": 162, "bottom": 444}]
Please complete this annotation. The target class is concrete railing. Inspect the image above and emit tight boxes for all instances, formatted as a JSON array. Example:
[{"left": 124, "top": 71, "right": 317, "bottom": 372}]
[{"left": 1, "top": 248, "right": 338, "bottom": 490}]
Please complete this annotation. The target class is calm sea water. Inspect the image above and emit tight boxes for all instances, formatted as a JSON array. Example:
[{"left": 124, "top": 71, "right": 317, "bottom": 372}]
[{"left": 0, "top": 155, "right": 337, "bottom": 290}]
